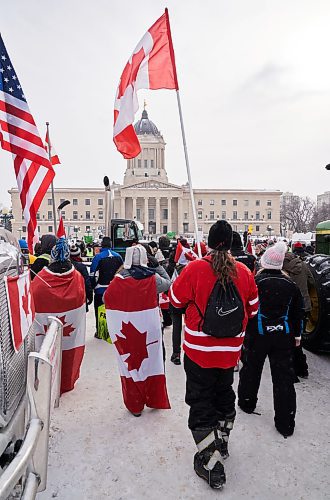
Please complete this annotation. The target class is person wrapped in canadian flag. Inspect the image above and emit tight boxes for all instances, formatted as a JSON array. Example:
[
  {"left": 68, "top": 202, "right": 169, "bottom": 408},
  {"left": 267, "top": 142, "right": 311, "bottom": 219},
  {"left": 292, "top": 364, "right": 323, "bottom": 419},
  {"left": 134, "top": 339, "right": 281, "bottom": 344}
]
[
  {"left": 104, "top": 244, "right": 171, "bottom": 417},
  {"left": 169, "top": 221, "right": 259, "bottom": 490},
  {"left": 32, "top": 238, "right": 86, "bottom": 394}
]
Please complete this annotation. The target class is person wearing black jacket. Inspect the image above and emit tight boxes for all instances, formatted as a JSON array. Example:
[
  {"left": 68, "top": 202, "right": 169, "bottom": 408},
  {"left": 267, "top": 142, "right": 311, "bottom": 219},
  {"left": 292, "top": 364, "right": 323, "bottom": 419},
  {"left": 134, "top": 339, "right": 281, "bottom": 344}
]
[
  {"left": 238, "top": 241, "right": 304, "bottom": 438},
  {"left": 30, "top": 234, "right": 56, "bottom": 280},
  {"left": 231, "top": 231, "right": 256, "bottom": 273},
  {"left": 70, "top": 245, "right": 93, "bottom": 311}
]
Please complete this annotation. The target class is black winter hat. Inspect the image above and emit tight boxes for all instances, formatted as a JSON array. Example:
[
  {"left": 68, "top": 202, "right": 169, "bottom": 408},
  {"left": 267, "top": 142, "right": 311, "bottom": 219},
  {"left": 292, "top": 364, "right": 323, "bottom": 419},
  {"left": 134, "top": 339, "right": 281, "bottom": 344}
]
[
  {"left": 231, "top": 231, "right": 243, "bottom": 250},
  {"left": 101, "top": 236, "right": 112, "bottom": 248},
  {"left": 208, "top": 220, "right": 233, "bottom": 251}
]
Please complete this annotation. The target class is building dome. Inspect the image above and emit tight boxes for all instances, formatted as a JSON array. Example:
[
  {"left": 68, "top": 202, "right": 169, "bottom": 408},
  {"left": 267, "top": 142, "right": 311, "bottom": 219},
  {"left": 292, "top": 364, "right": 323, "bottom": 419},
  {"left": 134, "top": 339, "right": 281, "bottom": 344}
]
[{"left": 134, "top": 109, "right": 160, "bottom": 136}]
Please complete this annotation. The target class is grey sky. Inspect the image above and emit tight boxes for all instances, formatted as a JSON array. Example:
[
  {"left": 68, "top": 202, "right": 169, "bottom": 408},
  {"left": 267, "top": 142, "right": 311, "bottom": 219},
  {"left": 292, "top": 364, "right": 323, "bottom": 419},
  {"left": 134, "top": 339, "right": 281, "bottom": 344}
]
[{"left": 1, "top": 0, "right": 330, "bottom": 208}]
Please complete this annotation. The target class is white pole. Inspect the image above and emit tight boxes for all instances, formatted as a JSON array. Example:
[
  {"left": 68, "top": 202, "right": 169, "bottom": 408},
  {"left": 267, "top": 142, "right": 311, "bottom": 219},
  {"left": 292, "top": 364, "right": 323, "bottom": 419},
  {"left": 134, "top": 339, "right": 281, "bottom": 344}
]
[
  {"left": 46, "top": 122, "right": 57, "bottom": 232},
  {"left": 175, "top": 90, "right": 202, "bottom": 258}
]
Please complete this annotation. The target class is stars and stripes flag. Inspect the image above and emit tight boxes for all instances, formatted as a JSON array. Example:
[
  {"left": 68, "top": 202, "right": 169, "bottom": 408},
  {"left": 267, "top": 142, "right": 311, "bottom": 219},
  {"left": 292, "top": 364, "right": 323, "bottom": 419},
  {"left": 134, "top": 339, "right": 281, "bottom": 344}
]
[
  {"left": 114, "top": 8, "right": 178, "bottom": 159},
  {"left": 0, "top": 34, "right": 55, "bottom": 252},
  {"left": 45, "top": 129, "right": 60, "bottom": 166}
]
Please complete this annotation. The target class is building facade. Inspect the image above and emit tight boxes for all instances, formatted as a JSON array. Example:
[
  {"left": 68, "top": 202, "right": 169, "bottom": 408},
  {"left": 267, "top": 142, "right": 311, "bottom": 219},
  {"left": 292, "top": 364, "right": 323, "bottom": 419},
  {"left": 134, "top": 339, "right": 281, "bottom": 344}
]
[{"left": 9, "top": 110, "right": 282, "bottom": 241}]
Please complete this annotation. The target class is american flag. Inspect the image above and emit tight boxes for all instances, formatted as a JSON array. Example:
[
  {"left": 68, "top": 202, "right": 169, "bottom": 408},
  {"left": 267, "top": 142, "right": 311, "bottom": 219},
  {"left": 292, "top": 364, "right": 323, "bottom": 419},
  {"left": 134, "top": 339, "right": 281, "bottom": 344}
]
[{"left": 0, "top": 34, "right": 55, "bottom": 252}]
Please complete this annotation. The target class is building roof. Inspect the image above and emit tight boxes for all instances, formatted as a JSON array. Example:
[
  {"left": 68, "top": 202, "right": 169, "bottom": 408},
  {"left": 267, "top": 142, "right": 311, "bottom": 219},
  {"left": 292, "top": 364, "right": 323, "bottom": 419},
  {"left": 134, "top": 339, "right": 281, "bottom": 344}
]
[{"left": 134, "top": 110, "right": 160, "bottom": 136}]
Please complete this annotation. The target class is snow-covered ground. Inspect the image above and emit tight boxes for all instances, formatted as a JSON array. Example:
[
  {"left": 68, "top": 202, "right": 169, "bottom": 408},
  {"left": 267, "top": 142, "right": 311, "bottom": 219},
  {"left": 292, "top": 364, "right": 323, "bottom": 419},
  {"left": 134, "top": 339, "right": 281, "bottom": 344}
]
[{"left": 39, "top": 311, "right": 330, "bottom": 500}]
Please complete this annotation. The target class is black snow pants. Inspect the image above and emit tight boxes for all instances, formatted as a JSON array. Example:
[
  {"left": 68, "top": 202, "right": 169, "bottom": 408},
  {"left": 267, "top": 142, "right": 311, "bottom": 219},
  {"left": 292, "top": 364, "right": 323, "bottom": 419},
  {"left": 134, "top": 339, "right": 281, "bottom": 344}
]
[
  {"left": 238, "top": 334, "right": 296, "bottom": 435},
  {"left": 170, "top": 305, "right": 185, "bottom": 355},
  {"left": 184, "top": 354, "right": 236, "bottom": 430}
]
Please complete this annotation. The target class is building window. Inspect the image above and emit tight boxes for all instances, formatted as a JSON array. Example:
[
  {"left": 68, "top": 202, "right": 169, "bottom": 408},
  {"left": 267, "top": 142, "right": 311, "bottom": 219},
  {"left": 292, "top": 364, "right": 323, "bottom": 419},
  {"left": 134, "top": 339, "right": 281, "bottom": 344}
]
[
  {"left": 114, "top": 213, "right": 119, "bottom": 218},
  {"left": 85, "top": 199, "right": 90, "bottom": 205},
  {"left": 37, "top": 226, "right": 40, "bottom": 232},
  {"left": 138, "top": 159, "right": 141, "bottom": 168},
  {"left": 48, "top": 199, "right": 52, "bottom": 205},
  {"left": 245, "top": 225, "right": 248, "bottom": 232},
  {"left": 151, "top": 159, "right": 154, "bottom": 168},
  {"left": 22, "top": 226, "right": 26, "bottom": 233},
  {"left": 244, "top": 200, "right": 249, "bottom": 206},
  {"left": 183, "top": 223, "right": 189, "bottom": 233},
  {"left": 136, "top": 208, "right": 141, "bottom": 220},
  {"left": 98, "top": 198, "right": 103, "bottom": 206},
  {"left": 256, "top": 211, "right": 260, "bottom": 220},
  {"left": 210, "top": 200, "right": 214, "bottom": 205},
  {"left": 198, "top": 226, "right": 202, "bottom": 232},
  {"left": 86, "top": 211, "right": 91, "bottom": 220},
  {"left": 198, "top": 211, "right": 203, "bottom": 220},
  {"left": 256, "top": 200, "right": 260, "bottom": 206},
  {"left": 267, "top": 200, "right": 272, "bottom": 206},
  {"left": 267, "top": 211, "right": 272, "bottom": 220},
  {"left": 144, "top": 160, "right": 148, "bottom": 168},
  {"left": 149, "top": 208, "right": 155, "bottom": 220},
  {"left": 98, "top": 211, "right": 103, "bottom": 219},
  {"left": 61, "top": 211, "right": 65, "bottom": 220},
  {"left": 162, "top": 209, "right": 168, "bottom": 220},
  {"left": 221, "top": 211, "right": 226, "bottom": 219},
  {"left": 184, "top": 212, "right": 188, "bottom": 220},
  {"left": 221, "top": 200, "right": 226, "bottom": 206},
  {"left": 73, "top": 211, "right": 78, "bottom": 220},
  {"left": 163, "top": 225, "right": 168, "bottom": 234},
  {"left": 73, "top": 199, "right": 78, "bottom": 206},
  {"left": 210, "top": 211, "right": 215, "bottom": 220},
  {"left": 86, "top": 226, "right": 91, "bottom": 232},
  {"left": 198, "top": 200, "right": 203, "bottom": 206},
  {"left": 48, "top": 211, "right": 53, "bottom": 220},
  {"left": 233, "top": 200, "right": 238, "bottom": 206},
  {"left": 60, "top": 198, "right": 65, "bottom": 204},
  {"left": 244, "top": 211, "right": 248, "bottom": 220},
  {"left": 233, "top": 211, "right": 237, "bottom": 220},
  {"left": 48, "top": 225, "right": 53, "bottom": 232},
  {"left": 36, "top": 212, "right": 40, "bottom": 220},
  {"left": 256, "top": 225, "right": 260, "bottom": 232}
]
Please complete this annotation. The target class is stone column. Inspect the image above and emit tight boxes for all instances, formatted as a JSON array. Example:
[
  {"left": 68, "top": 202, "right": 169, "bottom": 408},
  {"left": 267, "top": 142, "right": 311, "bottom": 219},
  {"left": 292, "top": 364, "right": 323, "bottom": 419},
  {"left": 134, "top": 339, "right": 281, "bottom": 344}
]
[
  {"left": 168, "top": 197, "right": 172, "bottom": 232},
  {"left": 120, "top": 197, "right": 125, "bottom": 218},
  {"left": 178, "top": 197, "right": 183, "bottom": 236},
  {"left": 144, "top": 197, "right": 149, "bottom": 234},
  {"left": 155, "top": 197, "right": 161, "bottom": 235},
  {"left": 132, "top": 197, "right": 137, "bottom": 219}
]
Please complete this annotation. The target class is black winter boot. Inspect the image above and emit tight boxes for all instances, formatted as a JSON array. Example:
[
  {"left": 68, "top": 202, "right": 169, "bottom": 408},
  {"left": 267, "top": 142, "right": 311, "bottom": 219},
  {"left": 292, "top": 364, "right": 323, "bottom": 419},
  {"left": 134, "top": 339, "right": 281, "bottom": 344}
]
[
  {"left": 192, "top": 428, "right": 226, "bottom": 489},
  {"left": 218, "top": 412, "right": 235, "bottom": 459}
]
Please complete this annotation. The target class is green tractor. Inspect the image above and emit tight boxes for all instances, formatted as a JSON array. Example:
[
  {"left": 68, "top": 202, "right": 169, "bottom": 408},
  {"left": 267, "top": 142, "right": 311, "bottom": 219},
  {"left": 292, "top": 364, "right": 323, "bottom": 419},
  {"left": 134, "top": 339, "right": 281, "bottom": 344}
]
[{"left": 303, "top": 220, "right": 330, "bottom": 351}]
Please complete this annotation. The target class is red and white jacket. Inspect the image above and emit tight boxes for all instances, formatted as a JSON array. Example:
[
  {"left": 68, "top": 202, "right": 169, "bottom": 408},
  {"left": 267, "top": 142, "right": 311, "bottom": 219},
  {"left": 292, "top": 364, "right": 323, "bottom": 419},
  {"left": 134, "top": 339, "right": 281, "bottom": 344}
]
[{"left": 169, "top": 256, "right": 259, "bottom": 369}]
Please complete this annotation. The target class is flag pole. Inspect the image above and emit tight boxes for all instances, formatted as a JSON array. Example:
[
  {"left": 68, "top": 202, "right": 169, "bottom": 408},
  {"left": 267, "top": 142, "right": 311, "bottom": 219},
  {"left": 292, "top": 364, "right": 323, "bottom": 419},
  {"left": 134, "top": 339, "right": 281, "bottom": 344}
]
[
  {"left": 46, "top": 122, "right": 57, "bottom": 232},
  {"left": 175, "top": 91, "right": 202, "bottom": 258}
]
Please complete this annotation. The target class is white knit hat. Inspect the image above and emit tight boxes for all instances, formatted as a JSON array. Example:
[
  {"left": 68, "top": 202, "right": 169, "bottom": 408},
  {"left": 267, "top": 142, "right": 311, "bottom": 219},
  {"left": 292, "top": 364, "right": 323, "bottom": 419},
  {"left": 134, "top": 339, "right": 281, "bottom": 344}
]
[
  {"left": 124, "top": 244, "right": 148, "bottom": 269},
  {"left": 260, "top": 241, "right": 287, "bottom": 270}
]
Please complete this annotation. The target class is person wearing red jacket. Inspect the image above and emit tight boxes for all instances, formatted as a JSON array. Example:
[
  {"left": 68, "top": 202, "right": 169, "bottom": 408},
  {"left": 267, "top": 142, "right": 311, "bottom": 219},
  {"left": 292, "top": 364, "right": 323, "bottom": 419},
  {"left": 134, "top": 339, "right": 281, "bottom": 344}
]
[{"left": 169, "top": 220, "right": 258, "bottom": 490}]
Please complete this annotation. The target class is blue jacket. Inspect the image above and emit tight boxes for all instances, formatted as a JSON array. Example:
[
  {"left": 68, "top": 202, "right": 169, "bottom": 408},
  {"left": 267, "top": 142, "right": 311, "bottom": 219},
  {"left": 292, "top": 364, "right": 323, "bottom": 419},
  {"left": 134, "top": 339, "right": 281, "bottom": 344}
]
[{"left": 90, "top": 248, "right": 123, "bottom": 295}]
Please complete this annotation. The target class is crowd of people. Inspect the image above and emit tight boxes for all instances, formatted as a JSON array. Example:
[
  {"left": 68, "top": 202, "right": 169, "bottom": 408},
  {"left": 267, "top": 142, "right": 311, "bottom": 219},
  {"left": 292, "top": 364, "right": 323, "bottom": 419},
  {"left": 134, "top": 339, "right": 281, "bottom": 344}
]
[{"left": 24, "top": 222, "right": 314, "bottom": 491}]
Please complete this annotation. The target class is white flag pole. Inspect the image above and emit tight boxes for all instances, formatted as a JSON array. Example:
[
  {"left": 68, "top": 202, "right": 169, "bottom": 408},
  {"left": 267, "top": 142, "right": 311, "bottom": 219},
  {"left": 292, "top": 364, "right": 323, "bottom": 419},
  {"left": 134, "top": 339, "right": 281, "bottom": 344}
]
[
  {"left": 175, "top": 91, "right": 202, "bottom": 258},
  {"left": 46, "top": 122, "right": 57, "bottom": 232}
]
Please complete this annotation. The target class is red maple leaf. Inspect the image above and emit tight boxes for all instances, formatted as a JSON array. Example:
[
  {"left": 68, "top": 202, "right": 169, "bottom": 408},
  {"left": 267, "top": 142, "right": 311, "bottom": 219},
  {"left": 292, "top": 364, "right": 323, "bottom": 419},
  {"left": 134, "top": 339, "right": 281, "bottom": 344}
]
[
  {"left": 57, "top": 315, "right": 75, "bottom": 337},
  {"left": 115, "top": 321, "right": 158, "bottom": 372},
  {"left": 21, "top": 282, "right": 30, "bottom": 317},
  {"left": 118, "top": 47, "right": 145, "bottom": 99}
]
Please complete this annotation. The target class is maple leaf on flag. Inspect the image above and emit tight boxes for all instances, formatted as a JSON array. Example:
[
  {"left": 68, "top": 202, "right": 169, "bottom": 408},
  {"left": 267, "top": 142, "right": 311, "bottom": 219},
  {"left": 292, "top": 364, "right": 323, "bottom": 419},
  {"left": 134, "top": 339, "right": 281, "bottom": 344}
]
[
  {"left": 115, "top": 321, "right": 158, "bottom": 372},
  {"left": 58, "top": 315, "right": 75, "bottom": 337},
  {"left": 22, "top": 282, "right": 30, "bottom": 317}
]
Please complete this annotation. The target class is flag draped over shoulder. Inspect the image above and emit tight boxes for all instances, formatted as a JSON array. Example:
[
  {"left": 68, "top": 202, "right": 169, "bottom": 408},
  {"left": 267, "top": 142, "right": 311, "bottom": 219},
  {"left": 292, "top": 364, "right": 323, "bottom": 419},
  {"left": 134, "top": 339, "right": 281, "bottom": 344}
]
[
  {"left": 104, "top": 274, "right": 170, "bottom": 414},
  {"left": 174, "top": 241, "right": 198, "bottom": 265},
  {"left": 32, "top": 267, "right": 86, "bottom": 394},
  {"left": 5, "top": 271, "right": 34, "bottom": 352},
  {"left": 113, "top": 9, "right": 178, "bottom": 159},
  {"left": 0, "top": 35, "right": 55, "bottom": 252}
]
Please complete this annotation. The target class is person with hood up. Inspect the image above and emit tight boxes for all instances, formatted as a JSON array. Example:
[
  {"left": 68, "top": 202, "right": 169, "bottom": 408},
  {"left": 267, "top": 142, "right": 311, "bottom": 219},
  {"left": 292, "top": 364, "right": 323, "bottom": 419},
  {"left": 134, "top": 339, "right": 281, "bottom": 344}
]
[
  {"left": 169, "top": 221, "right": 259, "bottom": 490},
  {"left": 238, "top": 241, "right": 304, "bottom": 438},
  {"left": 104, "top": 244, "right": 171, "bottom": 416},
  {"left": 30, "top": 234, "right": 57, "bottom": 280},
  {"left": 230, "top": 231, "right": 256, "bottom": 273},
  {"left": 70, "top": 244, "right": 93, "bottom": 311}
]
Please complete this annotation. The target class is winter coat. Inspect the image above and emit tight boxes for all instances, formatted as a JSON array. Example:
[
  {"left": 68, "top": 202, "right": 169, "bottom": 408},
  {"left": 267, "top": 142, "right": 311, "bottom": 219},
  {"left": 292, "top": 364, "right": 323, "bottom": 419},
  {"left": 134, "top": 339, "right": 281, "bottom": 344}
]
[
  {"left": 169, "top": 256, "right": 259, "bottom": 369},
  {"left": 90, "top": 248, "right": 123, "bottom": 295},
  {"left": 118, "top": 265, "right": 171, "bottom": 294},
  {"left": 283, "top": 253, "right": 313, "bottom": 311},
  {"left": 231, "top": 249, "right": 256, "bottom": 274},
  {"left": 249, "top": 269, "right": 304, "bottom": 339},
  {"left": 30, "top": 253, "right": 51, "bottom": 281},
  {"left": 71, "top": 260, "right": 93, "bottom": 309}
]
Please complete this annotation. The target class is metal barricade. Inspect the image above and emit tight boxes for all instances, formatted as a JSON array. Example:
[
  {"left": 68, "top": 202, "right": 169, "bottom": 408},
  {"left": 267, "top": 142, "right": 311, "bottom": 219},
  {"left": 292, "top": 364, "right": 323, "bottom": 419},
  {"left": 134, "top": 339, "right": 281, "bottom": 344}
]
[{"left": 0, "top": 316, "right": 62, "bottom": 500}]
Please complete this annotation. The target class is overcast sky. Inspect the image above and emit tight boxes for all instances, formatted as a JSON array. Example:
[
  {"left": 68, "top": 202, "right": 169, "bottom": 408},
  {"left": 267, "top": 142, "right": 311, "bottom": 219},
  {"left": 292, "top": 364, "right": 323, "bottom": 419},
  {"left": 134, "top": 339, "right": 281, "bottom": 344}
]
[{"left": 1, "top": 0, "right": 330, "bottom": 208}]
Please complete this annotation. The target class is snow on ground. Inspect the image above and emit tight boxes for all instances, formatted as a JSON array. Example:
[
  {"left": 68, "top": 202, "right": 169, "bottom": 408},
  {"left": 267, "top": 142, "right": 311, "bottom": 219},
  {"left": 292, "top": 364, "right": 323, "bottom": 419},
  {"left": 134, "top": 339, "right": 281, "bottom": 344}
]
[{"left": 39, "top": 310, "right": 330, "bottom": 500}]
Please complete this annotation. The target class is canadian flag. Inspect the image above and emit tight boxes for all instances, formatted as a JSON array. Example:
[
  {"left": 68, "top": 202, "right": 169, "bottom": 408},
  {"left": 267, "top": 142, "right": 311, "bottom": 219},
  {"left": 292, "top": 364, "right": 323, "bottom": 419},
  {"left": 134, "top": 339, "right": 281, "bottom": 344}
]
[
  {"left": 31, "top": 266, "right": 86, "bottom": 394},
  {"left": 246, "top": 237, "right": 253, "bottom": 254},
  {"left": 113, "top": 9, "right": 178, "bottom": 159},
  {"left": 45, "top": 130, "right": 60, "bottom": 166},
  {"left": 104, "top": 274, "right": 170, "bottom": 414},
  {"left": 174, "top": 241, "right": 198, "bottom": 265},
  {"left": 56, "top": 217, "right": 66, "bottom": 238},
  {"left": 5, "top": 271, "right": 34, "bottom": 352}
]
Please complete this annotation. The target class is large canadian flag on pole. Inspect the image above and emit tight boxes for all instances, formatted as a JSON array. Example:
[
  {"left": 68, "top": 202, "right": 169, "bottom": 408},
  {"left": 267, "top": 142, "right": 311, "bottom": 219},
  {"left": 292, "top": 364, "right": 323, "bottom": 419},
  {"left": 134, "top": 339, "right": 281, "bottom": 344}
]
[
  {"left": 113, "top": 9, "right": 178, "bottom": 159},
  {"left": 104, "top": 274, "right": 170, "bottom": 414},
  {"left": 5, "top": 271, "right": 34, "bottom": 352},
  {"left": 31, "top": 267, "right": 86, "bottom": 394}
]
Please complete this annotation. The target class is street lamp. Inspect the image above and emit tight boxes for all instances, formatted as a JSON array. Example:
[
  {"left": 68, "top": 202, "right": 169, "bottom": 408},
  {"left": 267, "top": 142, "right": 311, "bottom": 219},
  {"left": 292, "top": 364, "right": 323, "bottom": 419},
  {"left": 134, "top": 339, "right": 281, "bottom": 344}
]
[
  {"left": 267, "top": 225, "right": 273, "bottom": 238},
  {"left": 325, "top": 164, "right": 330, "bottom": 170},
  {"left": 103, "top": 176, "right": 112, "bottom": 238}
]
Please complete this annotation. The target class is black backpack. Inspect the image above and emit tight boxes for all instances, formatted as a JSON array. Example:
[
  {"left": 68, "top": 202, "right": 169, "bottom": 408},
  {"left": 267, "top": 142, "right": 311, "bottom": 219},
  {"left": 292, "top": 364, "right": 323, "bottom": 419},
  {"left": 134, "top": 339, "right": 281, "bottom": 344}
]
[{"left": 196, "top": 269, "right": 244, "bottom": 338}]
